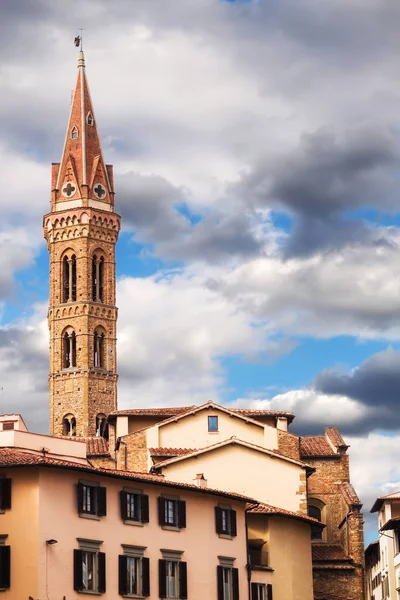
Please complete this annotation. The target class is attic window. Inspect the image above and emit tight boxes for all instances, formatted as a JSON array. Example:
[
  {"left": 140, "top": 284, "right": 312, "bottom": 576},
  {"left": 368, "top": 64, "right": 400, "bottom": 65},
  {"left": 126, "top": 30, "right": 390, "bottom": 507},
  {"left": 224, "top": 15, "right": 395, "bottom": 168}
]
[
  {"left": 71, "top": 126, "right": 79, "bottom": 140},
  {"left": 2, "top": 423, "right": 14, "bottom": 431},
  {"left": 87, "top": 112, "right": 94, "bottom": 126}
]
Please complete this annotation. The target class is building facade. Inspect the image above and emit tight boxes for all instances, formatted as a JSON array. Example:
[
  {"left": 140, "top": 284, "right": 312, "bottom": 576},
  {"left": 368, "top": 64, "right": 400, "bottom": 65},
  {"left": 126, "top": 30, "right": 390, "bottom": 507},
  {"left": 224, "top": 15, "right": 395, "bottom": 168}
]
[{"left": 368, "top": 492, "right": 400, "bottom": 599}]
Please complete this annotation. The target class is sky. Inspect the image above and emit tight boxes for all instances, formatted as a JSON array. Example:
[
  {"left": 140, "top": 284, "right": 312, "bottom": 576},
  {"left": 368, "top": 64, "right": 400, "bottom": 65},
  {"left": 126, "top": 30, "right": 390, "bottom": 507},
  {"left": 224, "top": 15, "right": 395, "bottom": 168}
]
[{"left": 1, "top": 0, "right": 400, "bottom": 542}]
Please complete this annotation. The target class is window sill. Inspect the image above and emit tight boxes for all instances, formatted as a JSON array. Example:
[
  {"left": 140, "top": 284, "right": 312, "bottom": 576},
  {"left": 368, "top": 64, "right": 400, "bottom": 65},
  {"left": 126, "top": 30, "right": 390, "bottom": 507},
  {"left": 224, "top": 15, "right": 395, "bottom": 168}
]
[
  {"left": 79, "top": 513, "right": 101, "bottom": 521},
  {"left": 161, "top": 525, "right": 181, "bottom": 532},
  {"left": 248, "top": 565, "right": 274, "bottom": 572},
  {"left": 218, "top": 533, "right": 233, "bottom": 540},
  {"left": 77, "top": 591, "right": 102, "bottom": 595},
  {"left": 123, "top": 519, "right": 144, "bottom": 527},
  {"left": 208, "top": 431, "right": 219, "bottom": 434}
]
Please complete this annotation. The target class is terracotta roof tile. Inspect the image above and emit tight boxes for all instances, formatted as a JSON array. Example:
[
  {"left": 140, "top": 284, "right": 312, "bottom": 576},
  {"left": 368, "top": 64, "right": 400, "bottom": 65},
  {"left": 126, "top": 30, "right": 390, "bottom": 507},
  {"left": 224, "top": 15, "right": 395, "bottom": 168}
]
[
  {"left": 231, "top": 409, "right": 295, "bottom": 422},
  {"left": 340, "top": 482, "right": 362, "bottom": 507},
  {"left": 149, "top": 447, "right": 197, "bottom": 457},
  {"left": 312, "top": 544, "right": 351, "bottom": 562},
  {"left": 86, "top": 437, "right": 109, "bottom": 456},
  {"left": 325, "top": 427, "right": 348, "bottom": 448},
  {"left": 371, "top": 490, "right": 400, "bottom": 512},
  {"left": 110, "top": 407, "right": 195, "bottom": 417},
  {"left": 300, "top": 436, "right": 337, "bottom": 457},
  {"left": 248, "top": 502, "right": 322, "bottom": 526}
]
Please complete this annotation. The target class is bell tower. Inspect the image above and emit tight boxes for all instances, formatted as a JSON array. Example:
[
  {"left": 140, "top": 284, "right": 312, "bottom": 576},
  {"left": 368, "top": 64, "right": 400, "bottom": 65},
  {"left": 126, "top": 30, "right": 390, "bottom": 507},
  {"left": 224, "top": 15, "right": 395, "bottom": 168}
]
[{"left": 44, "top": 51, "right": 120, "bottom": 438}]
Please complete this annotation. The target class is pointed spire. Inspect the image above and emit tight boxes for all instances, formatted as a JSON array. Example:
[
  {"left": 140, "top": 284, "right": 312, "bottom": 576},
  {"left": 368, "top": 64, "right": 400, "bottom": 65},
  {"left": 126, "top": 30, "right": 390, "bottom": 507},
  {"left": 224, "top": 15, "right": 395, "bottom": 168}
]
[{"left": 53, "top": 51, "right": 114, "bottom": 208}]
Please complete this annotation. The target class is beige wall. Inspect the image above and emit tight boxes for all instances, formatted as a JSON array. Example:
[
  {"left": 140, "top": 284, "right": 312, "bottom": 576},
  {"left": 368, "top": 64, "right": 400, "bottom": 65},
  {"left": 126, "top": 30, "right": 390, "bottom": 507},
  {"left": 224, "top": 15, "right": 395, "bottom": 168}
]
[
  {"left": 160, "top": 444, "right": 306, "bottom": 512},
  {"left": 269, "top": 517, "right": 313, "bottom": 600},
  {"left": 14, "top": 466, "right": 247, "bottom": 600},
  {"left": 157, "top": 409, "right": 277, "bottom": 450},
  {"left": 0, "top": 468, "right": 40, "bottom": 600}
]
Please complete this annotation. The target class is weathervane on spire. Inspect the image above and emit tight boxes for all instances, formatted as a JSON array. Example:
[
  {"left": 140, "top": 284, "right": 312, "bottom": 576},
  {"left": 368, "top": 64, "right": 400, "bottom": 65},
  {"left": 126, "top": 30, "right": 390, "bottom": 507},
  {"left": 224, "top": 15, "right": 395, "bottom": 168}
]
[{"left": 74, "top": 29, "right": 84, "bottom": 50}]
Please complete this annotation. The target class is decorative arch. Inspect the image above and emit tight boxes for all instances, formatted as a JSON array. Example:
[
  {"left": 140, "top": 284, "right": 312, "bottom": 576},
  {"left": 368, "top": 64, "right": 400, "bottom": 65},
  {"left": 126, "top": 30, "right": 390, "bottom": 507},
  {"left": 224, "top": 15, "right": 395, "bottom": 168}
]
[
  {"left": 96, "top": 413, "right": 109, "bottom": 439},
  {"left": 93, "top": 326, "right": 106, "bottom": 368},
  {"left": 308, "top": 498, "right": 326, "bottom": 541},
  {"left": 62, "top": 326, "right": 77, "bottom": 369},
  {"left": 92, "top": 249, "right": 105, "bottom": 302},
  {"left": 61, "top": 249, "right": 77, "bottom": 303},
  {"left": 63, "top": 413, "right": 76, "bottom": 437}
]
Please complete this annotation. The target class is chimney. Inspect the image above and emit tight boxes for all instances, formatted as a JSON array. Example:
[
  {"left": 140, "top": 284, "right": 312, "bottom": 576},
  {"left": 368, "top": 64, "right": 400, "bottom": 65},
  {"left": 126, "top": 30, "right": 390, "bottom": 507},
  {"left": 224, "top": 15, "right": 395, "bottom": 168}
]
[{"left": 194, "top": 473, "right": 207, "bottom": 488}]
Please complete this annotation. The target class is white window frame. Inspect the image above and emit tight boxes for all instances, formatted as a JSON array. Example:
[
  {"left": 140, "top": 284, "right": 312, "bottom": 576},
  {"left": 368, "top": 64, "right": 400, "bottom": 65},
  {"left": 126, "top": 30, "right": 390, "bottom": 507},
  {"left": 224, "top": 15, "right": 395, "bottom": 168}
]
[{"left": 77, "top": 538, "right": 103, "bottom": 594}]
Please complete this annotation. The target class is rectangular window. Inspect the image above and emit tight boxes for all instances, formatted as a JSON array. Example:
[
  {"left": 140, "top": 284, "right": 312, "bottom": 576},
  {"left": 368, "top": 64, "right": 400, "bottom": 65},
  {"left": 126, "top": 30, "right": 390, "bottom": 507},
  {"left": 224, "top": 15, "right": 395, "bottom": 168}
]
[
  {"left": 208, "top": 416, "right": 218, "bottom": 432},
  {"left": 120, "top": 490, "right": 149, "bottom": 524},
  {"left": 78, "top": 482, "right": 107, "bottom": 518},
  {"left": 0, "top": 479, "right": 11, "bottom": 512},
  {"left": 119, "top": 546, "right": 150, "bottom": 597},
  {"left": 158, "top": 496, "right": 186, "bottom": 529},
  {"left": 215, "top": 506, "right": 237, "bottom": 537},
  {"left": 0, "top": 538, "right": 10, "bottom": 591},
  {"left": 217, "top": 565, "right": 239, "bottom": 600},
  {"left": 74, "top": 541, "right": 106, "bottom": 594},
  {"left": 251, "top": 583, "right": 272, "bottom": 600},
  {"left": 159, "top": 558, "right": 187, "bottom": 599}
]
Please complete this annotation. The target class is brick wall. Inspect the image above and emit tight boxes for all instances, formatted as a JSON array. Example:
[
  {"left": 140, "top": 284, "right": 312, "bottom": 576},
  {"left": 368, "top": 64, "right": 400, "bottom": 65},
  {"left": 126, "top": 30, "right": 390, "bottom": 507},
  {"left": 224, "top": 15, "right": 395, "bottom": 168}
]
[{"left": 116, "top": 430, "right": 148, "bottom": 472}]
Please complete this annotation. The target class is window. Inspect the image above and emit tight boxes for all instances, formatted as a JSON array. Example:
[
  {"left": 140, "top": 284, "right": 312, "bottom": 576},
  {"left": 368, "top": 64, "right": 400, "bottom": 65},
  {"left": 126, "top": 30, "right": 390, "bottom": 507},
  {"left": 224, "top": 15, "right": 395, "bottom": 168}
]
[
  {"left": 71, "top": 126, "right": 79, "bottom": 140},
  {"left": 0, "top": 536, "right": 10, "bottom": 591},
  {"left": 2, "top": 423, "right": 14, "bottom": 431},
  {"left": 0, "top": 480, "right": 11, "bottom": 512},
  {"left": 94, "top": 329, "right": 105, "bottom": 368},
  {"left": 158, "top": 496, "right": 186, "bottom": 529},
  {"left": 248, "top": 541, "right": 268, "bottom": 568},
  {"left": 77, "top": 482, "right": 107, "bottom": 519},
  {"left": 307, "top": 499, "right": 326, "bottom": 541},
  {"left": 395, "top": 529, "right": 400, "bottom": 555},
  {"left": 63, "top": 414, "right": 76, "bottom": 437},
  {"left": 62, "top": 253, "right": 76, "bottom": 303},
  {"left": 92, "top": 254, "right": 104, "bottom": 302},
  {"left": 87, "top": 112, "right": 94, "bottom": 126},
  {"left": 208, "top": 416, "right": 218, "bottom": 432},
  {"left": 251, "top": 583, "right": 272, "bottom": 600},
  {"left": 63, "top": 329, "right": 76, "bottom": 369},
  {"left": 96, "top": 414, "right": 108, "bottom": 439},
  {"left": 215, "top": 506, "right": 237, "bottom": 537},
  {"left": 120, "top": 489, "right": 149, "bottom": 524},
  {"left": 119, "top": 546, "right": 150, "bottom": 597},
  {"left": 217, "top": 565, "right": 239, "bottom": 600},
  {"left": 74, "top": 539, "right": 105, "bottom": 594},
  {"left": 159, "top": 556, "right": 187, "bottom": 599}
]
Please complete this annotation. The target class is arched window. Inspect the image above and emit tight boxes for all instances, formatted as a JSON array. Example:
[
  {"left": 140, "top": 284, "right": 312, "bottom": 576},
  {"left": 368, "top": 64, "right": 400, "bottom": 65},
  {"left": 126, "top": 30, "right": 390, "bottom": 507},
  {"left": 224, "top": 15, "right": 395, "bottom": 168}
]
[
  {"left": 96, "top": 413, "right": 108, "bottom": 439},
  {"left": 308, "top": 499, "right": 326, "bottom": 541},
  {"left": 63, "top": 329, "right": 76, "bottom": 369},
  {"left": 62, "top": 253, "right": 76, "bottom": 302},
  {"left": 94, "top": 329, "right": 105, "bottom": 368},
  {"left": 71, "top": 126, "right": 78, "bottom": 140},
  {"left": 63, "top": 414, "right": 76, "bottom": 437},
  {"left": 92, "top": 254, "right": 104, "bottom": 302}
]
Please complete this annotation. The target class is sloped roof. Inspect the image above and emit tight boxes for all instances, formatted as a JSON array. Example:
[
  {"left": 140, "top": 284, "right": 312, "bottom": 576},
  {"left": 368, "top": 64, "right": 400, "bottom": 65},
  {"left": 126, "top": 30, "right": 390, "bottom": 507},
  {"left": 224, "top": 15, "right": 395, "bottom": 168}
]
[
  {"left": 156, "top": 402, "right": 266, "bottom": 431},
  {"left": 152, "top": 437, "right": 313, "bottom": 472},
  {"left": 325, "top": 427, "right": 348, "bottom": 449},
  {"left": 300, "top": 436, "right": 337, "bottom": 457},
  {"left": 59, "top": 436, "right": 110, "bottom": 457},
  {"left": 248, "top": 502, "right": 323, "bottom": 526},
  {"left": 312, "top": 544, "right": 352, "bottom": 563},
  {"left": 371, "top": 491, "right": 400, "bottom": 513},
  {"left": 0, "top": 447, "right": 256, "bottom": 503},
  {"left": 339, "top": 482, "right": 362, "bottom": 507},
  {"left": 149, "top": 447, "right": 197, "bottom": 457},
  {"left": 110, "top": 407, "right": 195, "bottom": 417}
]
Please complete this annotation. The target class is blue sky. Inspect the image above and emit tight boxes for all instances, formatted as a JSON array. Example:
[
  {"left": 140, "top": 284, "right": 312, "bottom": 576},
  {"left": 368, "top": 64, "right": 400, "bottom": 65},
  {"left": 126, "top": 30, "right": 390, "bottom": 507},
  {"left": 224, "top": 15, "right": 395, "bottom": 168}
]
[{"left": 3, "top": 0, "right": 400, "bottom": 541}]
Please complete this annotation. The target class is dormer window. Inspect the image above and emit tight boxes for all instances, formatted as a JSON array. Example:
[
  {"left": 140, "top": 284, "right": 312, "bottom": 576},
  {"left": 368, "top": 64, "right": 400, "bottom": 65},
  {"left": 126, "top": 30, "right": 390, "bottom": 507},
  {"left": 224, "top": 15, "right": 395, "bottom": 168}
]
[
  {"left": 87, "top": 112, "right": 94, "bottom": 126},
  {"left": 71, "top": 126, "right": 79, "bottom": 140}
]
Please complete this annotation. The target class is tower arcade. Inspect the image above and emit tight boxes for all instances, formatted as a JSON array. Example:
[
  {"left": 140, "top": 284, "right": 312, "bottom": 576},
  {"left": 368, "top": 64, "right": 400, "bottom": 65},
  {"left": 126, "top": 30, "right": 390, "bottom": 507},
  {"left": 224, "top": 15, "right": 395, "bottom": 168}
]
[{"left": 44, "top": 51, "right": 120, "bottom": 438}]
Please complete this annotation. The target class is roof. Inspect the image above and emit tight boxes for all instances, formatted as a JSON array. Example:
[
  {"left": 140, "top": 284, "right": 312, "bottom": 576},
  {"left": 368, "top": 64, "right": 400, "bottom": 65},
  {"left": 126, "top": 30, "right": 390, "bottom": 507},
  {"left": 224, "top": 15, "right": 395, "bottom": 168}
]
[
  {"left": 111, "top": 404, "right": 295, "bottom": 423},
  {"left": 58, "top": 436, "right": 110, "bottom": 457},
  {"left": 152, "top": 437, "right": 313, "bottom": 472},
  {"left": 248, "top": 502, "right": 323, "bottom": 527},
  {"left": 380, "top": 517, "right": 400, "bottom": 532},
  {"left": 325, "top": 426, "right": 348, "bottom": 449},
  {"left": 0, "top": 447, "right": 255, "bottom": 503},
  {"left": 149, "top": 447, "right": 197, "bottom": 457},
  {"left": 312, "top": 544, "right": 353, "bottom": 563},
  {"left": 339, "top": 482, "right": 362, "bottom": 507},
  {"left": 371, "top": 491, "right": 400, "bottom": 513},
  {"left": 110, "top": 407, "right": 195, "bottom": 418},
  {"left": 156, "top": 402, "right": 266, "bottom": 431},
  {"left": 300, "top": 437, "right": 337, "bottom": 458}
]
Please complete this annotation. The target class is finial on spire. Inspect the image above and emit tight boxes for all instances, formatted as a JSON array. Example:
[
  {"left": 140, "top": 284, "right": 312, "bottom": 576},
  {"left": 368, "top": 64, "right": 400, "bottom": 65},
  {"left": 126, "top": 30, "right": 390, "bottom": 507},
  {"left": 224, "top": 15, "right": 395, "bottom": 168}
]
[{"left": 74, "top": 29, "right": 84, "bottom": 50}]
